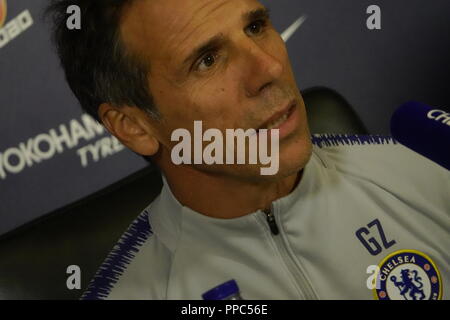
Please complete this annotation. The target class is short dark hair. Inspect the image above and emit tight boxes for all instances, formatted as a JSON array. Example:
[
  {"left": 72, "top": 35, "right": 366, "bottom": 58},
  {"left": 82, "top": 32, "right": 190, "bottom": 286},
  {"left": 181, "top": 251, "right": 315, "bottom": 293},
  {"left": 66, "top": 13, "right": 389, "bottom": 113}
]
[{"left": 45, "top": 0, "right": 160, "bottom": 122}]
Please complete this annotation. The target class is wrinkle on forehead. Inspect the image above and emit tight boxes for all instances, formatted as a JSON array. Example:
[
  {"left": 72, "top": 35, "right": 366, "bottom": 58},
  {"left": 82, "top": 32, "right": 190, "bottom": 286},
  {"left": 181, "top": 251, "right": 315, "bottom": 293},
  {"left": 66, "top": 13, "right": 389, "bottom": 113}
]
[
  {"left": 119, "top": 0, "right": 249, "bottom": 73},
  {"left": 175, "top": 0, "right": 230, "bottom": 56}
]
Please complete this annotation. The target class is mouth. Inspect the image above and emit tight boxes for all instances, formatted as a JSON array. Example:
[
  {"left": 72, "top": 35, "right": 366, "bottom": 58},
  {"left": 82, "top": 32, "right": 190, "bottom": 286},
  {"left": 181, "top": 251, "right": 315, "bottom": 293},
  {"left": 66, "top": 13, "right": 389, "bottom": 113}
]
[{"left": 257, "top": 100, "right": 297, "bottom": 131}]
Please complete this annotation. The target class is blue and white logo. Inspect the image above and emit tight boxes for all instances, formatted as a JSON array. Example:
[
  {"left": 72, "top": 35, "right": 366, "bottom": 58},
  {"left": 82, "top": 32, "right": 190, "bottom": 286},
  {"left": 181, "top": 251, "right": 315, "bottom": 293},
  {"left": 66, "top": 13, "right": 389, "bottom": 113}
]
[{"left": 374, "top": 250, "right": 442, "bottom": 300}]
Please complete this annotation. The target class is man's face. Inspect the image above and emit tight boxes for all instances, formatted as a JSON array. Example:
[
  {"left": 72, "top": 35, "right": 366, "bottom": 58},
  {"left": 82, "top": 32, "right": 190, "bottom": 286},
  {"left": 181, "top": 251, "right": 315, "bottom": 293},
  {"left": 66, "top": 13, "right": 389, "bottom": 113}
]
[{"left": 121, "top": 0, "right": 312, "bottom": 181}]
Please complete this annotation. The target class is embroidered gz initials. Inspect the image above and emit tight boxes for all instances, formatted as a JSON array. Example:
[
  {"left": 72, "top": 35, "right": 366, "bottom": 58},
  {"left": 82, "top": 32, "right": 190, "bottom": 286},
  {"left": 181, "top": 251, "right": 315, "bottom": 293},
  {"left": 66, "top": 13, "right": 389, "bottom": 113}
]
[{"left": 355, "top": 219, "right": 396, "bottom": 256}]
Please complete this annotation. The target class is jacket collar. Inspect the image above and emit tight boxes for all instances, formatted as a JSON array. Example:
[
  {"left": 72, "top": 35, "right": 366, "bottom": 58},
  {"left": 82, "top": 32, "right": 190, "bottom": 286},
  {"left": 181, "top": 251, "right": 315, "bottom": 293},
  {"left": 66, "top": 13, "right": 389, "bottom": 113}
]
[{"left": 148, "top": 146, "right": 327, "bottom": 253}]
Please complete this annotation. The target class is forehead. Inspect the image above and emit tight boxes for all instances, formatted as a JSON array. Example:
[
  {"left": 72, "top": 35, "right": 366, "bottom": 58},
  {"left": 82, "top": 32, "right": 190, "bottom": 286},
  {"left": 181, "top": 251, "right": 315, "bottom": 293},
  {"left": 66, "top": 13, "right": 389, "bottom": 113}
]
[{"left": 120, "top": 0, "right": 263, "bottom": 65}]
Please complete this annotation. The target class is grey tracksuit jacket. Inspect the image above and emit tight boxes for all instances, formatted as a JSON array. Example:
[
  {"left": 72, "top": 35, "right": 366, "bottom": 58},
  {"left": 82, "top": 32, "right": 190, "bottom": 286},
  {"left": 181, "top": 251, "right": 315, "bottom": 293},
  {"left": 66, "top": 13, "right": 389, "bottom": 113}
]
[{"left": 82, "top": 134, "right": 449, "bottom": 300}]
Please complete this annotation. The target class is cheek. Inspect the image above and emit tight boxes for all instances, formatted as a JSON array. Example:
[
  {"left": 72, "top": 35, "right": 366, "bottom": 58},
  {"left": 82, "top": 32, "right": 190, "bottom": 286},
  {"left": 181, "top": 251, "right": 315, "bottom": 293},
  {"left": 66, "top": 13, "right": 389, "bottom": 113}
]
[
  {"left": 155, "top": 83, "right": 238, "bottom": 135},
  {"left": 186, "top": 78, "right": 241, "bottom": 121},
  {"left": 264, "top": 31, "right": 291, "bottom": 72}
]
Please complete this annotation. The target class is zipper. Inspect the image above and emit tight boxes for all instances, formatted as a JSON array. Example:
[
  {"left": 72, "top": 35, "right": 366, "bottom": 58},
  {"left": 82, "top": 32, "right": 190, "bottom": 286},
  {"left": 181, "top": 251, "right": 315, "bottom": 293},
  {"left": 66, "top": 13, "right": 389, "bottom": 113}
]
[
  {"left": 263, "top": 208, "right": 279, "bottom": 235},
  {"left": 261, "top": 204, "right": 318, "bottom": 300}
]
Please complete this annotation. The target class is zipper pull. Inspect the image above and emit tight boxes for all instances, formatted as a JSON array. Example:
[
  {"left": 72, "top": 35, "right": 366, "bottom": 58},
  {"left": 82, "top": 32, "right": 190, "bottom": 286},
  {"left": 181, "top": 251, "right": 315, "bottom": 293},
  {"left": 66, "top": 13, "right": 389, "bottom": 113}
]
[{"left": 264, "top": 207, "right": 279, "bottom": 235}]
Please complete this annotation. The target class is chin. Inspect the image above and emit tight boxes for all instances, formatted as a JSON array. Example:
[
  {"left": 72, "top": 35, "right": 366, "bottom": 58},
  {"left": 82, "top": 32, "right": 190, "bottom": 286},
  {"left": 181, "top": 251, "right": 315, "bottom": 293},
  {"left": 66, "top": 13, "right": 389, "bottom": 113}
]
[
  {"left": 280, "top": 146, "right": 312, "bottom": 180},
  {"left": 192, "top": 126, "right": 312, "bottom": 183},
  {"left": 242, "top": 131, "right": 312, "bottom": 183},
  {"left": 276, "top": 127, "right": 313, "bottom": 179}
]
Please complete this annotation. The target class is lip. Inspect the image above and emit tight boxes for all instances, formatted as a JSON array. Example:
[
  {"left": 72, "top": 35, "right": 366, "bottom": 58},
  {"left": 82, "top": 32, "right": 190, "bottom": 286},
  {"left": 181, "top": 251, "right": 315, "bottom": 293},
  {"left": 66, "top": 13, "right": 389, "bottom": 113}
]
[
  {"left": 257, "top": 99, "right": 296, "bottom": 131},
  {"left": 256, "top": 99, "right": 300, "bottom": 140}
]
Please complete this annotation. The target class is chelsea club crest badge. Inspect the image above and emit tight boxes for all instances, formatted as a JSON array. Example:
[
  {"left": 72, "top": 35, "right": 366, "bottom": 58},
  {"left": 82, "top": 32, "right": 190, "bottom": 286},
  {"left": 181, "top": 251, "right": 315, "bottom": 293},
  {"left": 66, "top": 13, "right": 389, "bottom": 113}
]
[{"left": 374, "top": 249, "right": 442, "bottom": 300}]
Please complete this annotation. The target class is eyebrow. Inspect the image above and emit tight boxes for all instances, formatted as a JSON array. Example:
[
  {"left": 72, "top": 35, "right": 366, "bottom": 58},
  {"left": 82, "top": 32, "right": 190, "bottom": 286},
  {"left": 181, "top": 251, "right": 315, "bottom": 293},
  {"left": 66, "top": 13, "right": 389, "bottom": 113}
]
[
  {"left": 181, "top": 7, "right": 271, "bottom": 69},
  {"left": 245, "top": 7, "right": 271, "bottom": 24}
]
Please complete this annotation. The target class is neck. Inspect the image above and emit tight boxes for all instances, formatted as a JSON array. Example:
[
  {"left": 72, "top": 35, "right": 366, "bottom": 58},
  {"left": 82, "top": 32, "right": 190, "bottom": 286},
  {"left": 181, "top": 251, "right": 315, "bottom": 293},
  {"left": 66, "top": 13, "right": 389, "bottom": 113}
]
[{"left": 158, "top": 159, "right": 303, "bottom": 219}]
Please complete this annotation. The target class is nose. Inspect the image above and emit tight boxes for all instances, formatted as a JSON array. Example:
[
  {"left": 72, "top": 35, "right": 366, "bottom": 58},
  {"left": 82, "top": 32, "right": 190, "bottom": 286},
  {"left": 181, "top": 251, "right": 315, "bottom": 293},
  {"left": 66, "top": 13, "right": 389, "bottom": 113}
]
[{"left": 241, "top": 40, "right": 284, "bottom": 98}]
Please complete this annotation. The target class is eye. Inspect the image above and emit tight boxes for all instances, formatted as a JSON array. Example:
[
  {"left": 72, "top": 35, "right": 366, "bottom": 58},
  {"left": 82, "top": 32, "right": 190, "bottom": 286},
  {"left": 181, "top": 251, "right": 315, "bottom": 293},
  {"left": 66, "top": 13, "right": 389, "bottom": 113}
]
[
  {"left": 245, "top": 19, "right": 268, "bottom": 36},
  {"left": 196, "top": 52, "right": 218, "bottom": 72}
]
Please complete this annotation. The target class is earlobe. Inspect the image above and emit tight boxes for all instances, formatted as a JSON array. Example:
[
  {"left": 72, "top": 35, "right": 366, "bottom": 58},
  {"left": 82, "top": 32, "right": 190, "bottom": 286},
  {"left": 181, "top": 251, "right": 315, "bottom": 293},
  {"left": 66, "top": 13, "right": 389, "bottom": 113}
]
[
  {"left": 98, "top": 103, "right": 160, "bottom": 156},
  {"left": 145, "top": 135, "right": 160, "bottom": 156}
]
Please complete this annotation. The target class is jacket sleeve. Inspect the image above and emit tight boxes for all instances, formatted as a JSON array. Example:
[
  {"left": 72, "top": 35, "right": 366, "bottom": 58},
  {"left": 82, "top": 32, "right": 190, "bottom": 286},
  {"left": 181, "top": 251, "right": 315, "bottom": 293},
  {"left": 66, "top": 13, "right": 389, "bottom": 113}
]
[{"left": 81, "top": 210, "right": 171, "bottom": 300}]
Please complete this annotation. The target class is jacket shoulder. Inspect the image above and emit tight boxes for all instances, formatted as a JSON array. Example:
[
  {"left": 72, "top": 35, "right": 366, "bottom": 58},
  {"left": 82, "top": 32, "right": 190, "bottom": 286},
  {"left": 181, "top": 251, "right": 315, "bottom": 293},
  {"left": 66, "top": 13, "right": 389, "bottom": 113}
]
[
  {"left": 312, "top": 134, "right": 450, "bottom": 208},
  {"left": 81, "top": 206, "right": 171, "bottom": 300}
]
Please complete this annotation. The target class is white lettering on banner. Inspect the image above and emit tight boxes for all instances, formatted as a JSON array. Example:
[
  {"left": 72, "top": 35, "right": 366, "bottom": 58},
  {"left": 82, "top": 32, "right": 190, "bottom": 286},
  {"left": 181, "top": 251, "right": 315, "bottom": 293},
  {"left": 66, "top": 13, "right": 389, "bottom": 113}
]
[
  {"left": 34, "top": 133, "right": 56, "bottom": 160},
  {"left": 427, "top": 109, "right": 450, "bottom": 126},
  {"left": 3, "top": 147, "right": 26, "bottom": 174},
  {"left": 77, "top": 136, "right": 125, "bottom": 168},
  {"left": 81, "top": 114, "right": 105, "bottom": 136},
  {"left": 19, "top": 139, "right": 42, "bottom": 166},
  {"left": 0, "top": 114, "right": 125, "bottom": 180},
  {"left": 49, "top": 125, "right": 75, "bottom": 152},
  {"left": 0, "top": 155, "right": 4, "bottom": 178},
  {"left": 5, "top": 14, "right": 20, "bottom": 39},
  {"left": 70, "top": 118, "right": 92, "bottom": 145},
  {"left": 0, "top": 9, "right": 33, "bottom": 49}
]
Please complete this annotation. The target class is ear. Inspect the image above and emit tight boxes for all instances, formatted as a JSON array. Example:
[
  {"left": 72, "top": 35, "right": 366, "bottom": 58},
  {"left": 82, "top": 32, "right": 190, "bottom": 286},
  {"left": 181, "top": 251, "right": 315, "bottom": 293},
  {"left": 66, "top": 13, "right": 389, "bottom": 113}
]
[{"left": 98, "top": 103, "right": 160, "bottom": 156}]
